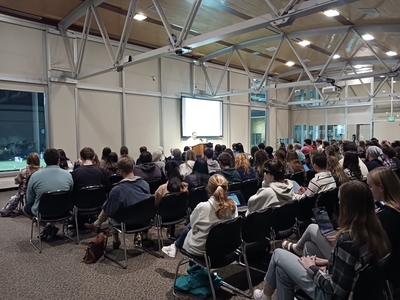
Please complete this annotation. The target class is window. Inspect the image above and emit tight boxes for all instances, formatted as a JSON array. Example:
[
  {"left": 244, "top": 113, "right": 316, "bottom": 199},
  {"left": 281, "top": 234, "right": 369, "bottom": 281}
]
[
  {"left": 0, "top": 90, "right": 46, "bottom": 172},
  {"left": 327, "top": 125, "right": 345, "bottom": 141},
  {"left": 294, "top": 88, "right": 322, "bottom": 107},
  {"left": 250, "top": 79, "right": 268, "bottom": 103},
  {"left": 293, "top": 125, "right": 307, "bottom": 143},
  {"left": 251, "top": 110, "right": 266, "bottom": 147},
  {"left": 309, "top": 125, "right": 325, "bottom": 140}
]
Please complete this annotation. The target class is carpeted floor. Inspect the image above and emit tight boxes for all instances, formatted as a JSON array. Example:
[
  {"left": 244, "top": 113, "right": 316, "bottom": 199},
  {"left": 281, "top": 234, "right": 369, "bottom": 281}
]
[{"left": 0, "top": 189, "right": 274, "bottom": 300}]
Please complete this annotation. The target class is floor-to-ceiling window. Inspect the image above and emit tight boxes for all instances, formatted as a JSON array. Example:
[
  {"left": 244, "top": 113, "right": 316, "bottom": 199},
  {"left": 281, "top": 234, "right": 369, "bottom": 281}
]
[
  {"left": 309, "top": 125, "right": 325, "bottom": 140},
  {"left": 327, "top": 125, "right": 345, "bottom": 141},
  {"left": 250, "top": 110, "right": 266, "bottom": 147},
  {"left": 293, "top": 125, "right": 307, "bottom": 143}
]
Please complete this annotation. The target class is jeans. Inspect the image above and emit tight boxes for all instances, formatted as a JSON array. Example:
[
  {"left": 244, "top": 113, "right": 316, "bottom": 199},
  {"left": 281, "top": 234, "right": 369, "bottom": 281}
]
[
  {"left": 175, "top": 223, "right": 192, "bottom": 249},
  {"left": 264, "top": 249, "right": 325, "bottom": 300},
  {"left": 297, "top": 224, "right": 334, "bottom": 259}
]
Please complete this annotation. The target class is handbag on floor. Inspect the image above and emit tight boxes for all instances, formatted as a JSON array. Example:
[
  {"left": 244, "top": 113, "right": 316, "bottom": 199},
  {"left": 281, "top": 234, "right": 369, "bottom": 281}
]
[{"left": 83, "top": 232, "right": 105, "bottom": 264}]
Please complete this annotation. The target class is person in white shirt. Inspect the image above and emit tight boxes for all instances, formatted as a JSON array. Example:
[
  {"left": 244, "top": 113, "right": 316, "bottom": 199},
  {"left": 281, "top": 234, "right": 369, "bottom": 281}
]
[
  {"left": 187, "top": 132, "right": 201, "bottom": 147},
  {"left": 338, "top": 141, "right": 368, "bottom": 179}
]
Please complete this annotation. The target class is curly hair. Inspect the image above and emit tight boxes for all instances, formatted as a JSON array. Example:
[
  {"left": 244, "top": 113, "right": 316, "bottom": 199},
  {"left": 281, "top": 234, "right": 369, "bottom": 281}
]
[
  {"left": 207, "top": 174, "right": 236, "bottom": 219},
  {"left": 235, "top": 153, "right": 250, "bottom": 173}
]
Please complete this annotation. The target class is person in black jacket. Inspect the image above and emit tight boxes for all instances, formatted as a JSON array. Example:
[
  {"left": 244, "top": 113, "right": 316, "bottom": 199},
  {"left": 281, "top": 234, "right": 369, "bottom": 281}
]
[
  {"left": 184, "top": 159, "right": 210, "bottom": 191},
  {"left": 134, "top": 151, "right": 162, "bottom": 181}
]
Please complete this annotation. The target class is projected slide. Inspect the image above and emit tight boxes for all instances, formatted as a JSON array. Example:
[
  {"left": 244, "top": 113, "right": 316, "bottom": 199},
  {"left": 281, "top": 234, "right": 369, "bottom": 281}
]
[{"left": 181, "top": 97, "right": 223, "bottom": 137}]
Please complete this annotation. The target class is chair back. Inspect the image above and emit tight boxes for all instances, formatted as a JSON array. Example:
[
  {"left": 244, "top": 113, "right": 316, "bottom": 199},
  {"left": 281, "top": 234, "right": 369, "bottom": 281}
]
[
  {"left": 157, "top": 192, "right": 188, "bottom": 223},
  {"left": 206, "top": 217, "right": 243, "bottom": 257},
  {"left": 38, "top": 190, "right": 74, "bottom": 218},
  {"left": 316, "top": 188, "right": 339, "bottom": 220},
  {"left": 297, "top": 194, "right": 317, "bottom": 221},
  {"left": 228, "top": 182, "right": 242, "bottom": 192},
  {"left": 271, "top": 201, "right": 299, "bottom": 233},
  {"left": 145, "top": 178, "right": 164, "bottom": 194},
  {"left": 291, "top": 172, "right": 305, "bottom": 187},
  {"left": 188, "top": 186, "right": 208, "bottom": 211},
  {"left": 109, "top": 174, "right": 123, "bottom": 185},
  {"left": 240, "top": 179, "right": 259, "bottom": 203},
  {"left": 305, "top": 169, "right": 316, "bottom": 185},
  {"left": 75, "top": 185, "right": 107, "bottom": 209},
  {"left": 114, "top": 196, "right": 156, "bottom": 229},
  {"left": 242, "top": 207, "right": 272, "bottom": 243}
]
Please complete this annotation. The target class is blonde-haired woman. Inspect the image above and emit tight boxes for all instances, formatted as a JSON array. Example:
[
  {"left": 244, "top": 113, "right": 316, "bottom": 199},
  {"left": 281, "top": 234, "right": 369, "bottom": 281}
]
[
  {"left": 326, "top": 156, "right": 348, "bottom": 186},
  {"left": 162, "top": 174, "right": 238, "bottom": 258},
  {"left": 235, "top": 153, "right": 256, "bottom": 180},
  {"left": 368, "top": 167, "right": 400, "bottom": 295},
  {"left": 179, "top": 149, "right": 196, "bottom": 178}
]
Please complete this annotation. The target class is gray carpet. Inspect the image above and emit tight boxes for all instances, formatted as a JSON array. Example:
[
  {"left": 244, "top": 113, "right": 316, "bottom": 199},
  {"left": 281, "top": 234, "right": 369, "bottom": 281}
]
[{"left": 0, "top": 189, "right": 273, "bottom": 300}]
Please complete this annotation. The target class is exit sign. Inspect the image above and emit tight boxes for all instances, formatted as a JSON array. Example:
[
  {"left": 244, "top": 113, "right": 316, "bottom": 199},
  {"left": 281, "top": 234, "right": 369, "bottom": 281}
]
[{"left": 388, "top": 116, "right": 395, "bottom": 122}]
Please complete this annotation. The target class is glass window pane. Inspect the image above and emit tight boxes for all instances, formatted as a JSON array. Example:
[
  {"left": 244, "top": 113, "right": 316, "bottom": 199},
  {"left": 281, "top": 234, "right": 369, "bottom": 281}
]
[
  {"left": 327, "top": 125, "right": 345, "bottom": 141},
  {"left": 250, "top": 79, "right": 268, "bottom": 103},
  {"left": 0, "top": 90, "right": 46, "bottom": 172},
  {"left": 294, "top": 125, "right": 307, "bottom": 142},
  {"left": 251, "top": 110, "right": 266, "bottom": 147},
  {"left": 309, "top": 125, "right": 325, "bottom": 140}
]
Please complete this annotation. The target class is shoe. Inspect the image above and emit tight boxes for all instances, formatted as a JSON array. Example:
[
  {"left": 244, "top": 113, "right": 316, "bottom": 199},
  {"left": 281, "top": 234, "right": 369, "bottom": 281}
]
[
  {"left": 39, "top": 225, "right": 53, "bottom": 241},
  {"left": 49, "top": 226, "right": 59, "bottom": 239},
  {"left": 162, "top": 243, "right": 177, "bottom": 258},
  {"left": 113, "top": 239, "right": 121, "bottom": 250},
  {"left": 253, "top": 289, "right": 267, "bottom": 300},
  {"left": 282, "top": 240, "right": 302, "bottom": 256},
  {"left": 84, "top": 222, "right": 100, "bottom": 233}
]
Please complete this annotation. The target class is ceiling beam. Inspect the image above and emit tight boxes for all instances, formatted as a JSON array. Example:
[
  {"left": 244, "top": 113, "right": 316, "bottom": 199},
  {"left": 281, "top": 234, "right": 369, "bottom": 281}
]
[{"left": 58, "top": 0, "right": 105, "bottom": 30}]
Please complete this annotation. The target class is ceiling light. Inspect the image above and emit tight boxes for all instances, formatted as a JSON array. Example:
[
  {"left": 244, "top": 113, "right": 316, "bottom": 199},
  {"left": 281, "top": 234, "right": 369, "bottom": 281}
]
[
  {"left": 286, "top": 61, "right": 295, "bottom": 66},
  {"left": 333, "top": 54, "right": 340, "bottom": 59},
  {"left": 397, "top": 115, "right": 399, "bottom": 117},
  {"left": 380, "top": 75, "right": 385, "bottom": 78},
  {"left": 383, "top": 91, "right": 386, "bottom": 93},
  {"left": 386, "top": 51, "right": 397, "bottom": 56},
  {"left": 324, "top": 9, "right": 339, "bottom": 17},
  {"left": 134, "top": 14, "right": 147, "bottom": 20},
  {"left": 362, "top": 34, "right": 374, "bottom": 41},
  {"left": 354, "top": 65, "right": 363, "bottom": 69},
  {"left": 298, "top": 40, "right": 311, "bottom": 46},
  {"left": 393, "top": 81, "right": 397, "bottom": 83}
]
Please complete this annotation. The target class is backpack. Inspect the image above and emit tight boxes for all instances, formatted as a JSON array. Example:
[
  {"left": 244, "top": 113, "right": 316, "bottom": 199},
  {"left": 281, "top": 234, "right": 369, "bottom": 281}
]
[{"left": 0, "top": 193, "right": 23, "bottom": 217}]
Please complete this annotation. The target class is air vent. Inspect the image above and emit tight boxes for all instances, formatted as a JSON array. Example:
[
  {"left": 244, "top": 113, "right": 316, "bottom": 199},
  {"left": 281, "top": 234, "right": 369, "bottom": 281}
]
[
  {"left": 265, "top": 47, "right": 277, "bottom": 52},
  {"left": 358, "top": 8, "right": 379, "bottom": 15}
]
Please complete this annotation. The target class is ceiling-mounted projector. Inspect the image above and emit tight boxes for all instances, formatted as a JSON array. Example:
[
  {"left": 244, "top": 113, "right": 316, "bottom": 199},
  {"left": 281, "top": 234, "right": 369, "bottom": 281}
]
[{"left": 322, "top": 86, "right": 341, "bottom": 94}]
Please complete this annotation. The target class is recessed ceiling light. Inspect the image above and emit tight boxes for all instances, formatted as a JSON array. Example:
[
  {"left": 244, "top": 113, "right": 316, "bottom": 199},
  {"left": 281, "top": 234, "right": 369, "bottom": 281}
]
[
  {"left": 333, "top": 54, "right": 340, "bottom": 59},
  {"left": 354, "top": 65, "right": 363, "bottom": 69},
  {"left": 383, "top": 91, "right": 386, "bottom": 93},
  {"left": 324, "top": 9, "right": 339, "bottom": 17},
  {"left": 265, "top": 47, "right": 277, "bottom": 52},
  {"left": 379, "top": 75, "right": 385, "bottom": 78},
  {"left": 362, "top": 33, "right": 374, "bottom": 41},
  {"left": 298, "top": 40, "right": 311, "bottom": 46},
  {"left": 386, "top": 51, "right": 397, "bottom": 56},
  {"left": 134, "top": 14, "right": 147, "bottom": 20},
  {"left": 286, "top": 61, "right": 295, "bottom": 66}
]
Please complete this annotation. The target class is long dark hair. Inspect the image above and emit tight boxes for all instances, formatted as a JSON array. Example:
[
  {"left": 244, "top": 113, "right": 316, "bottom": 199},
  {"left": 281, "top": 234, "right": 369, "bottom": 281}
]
[
  {"left": 343, "top": 152, "right": 362, "bottom": 180},
  {"left": 58, "top": 149, "right": 69, "bottom": 170},
  {"left": 192, "top": 159, "right": 210, "bottom": 187},
  {"left": 165, "top": 161, "right": 184, "bottom": 192}
]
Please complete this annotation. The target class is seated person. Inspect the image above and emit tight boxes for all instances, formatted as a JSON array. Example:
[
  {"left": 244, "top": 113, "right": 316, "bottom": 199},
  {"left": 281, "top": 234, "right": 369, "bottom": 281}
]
[
  {"left": 215, "top": 152, "right": 242, "bottom": 184},
  {"left": 247, "top": 160, "right": 296, "bottom": 214},
  {"left": 71, "top": 147, "right": 109, "bottom": 192},
  {"left": 265, "top": 146, "right": 274, "bottom": 160},
  {"left": 102, "top": 152, "right": 119, "bottom": 176},
  {"left": 204, "top": 148, "right": 220, "bottom": 174},
  {"left": 254, "top": 180, "right": 391, "bottom": 300},
  {"left": 161, "top": 174, "right": 238, "bottom": 258},
  {"left": 134, "top": 151, "right": 162, "bottom": 181},
  {"left": 326, "top": 156, "right": 349, "bottom": 186},
  {"left": 154, "top": 161, "right": 188, "bottom": 207},
  {"left": 235, "top": 153, "right": 256, "bottom": 181},
  {"left": 152, "top": 150, "right": 165, "bottom": 175},
  {"left": 23, "top": 148, "right": 73, "bottom": 239},
  {"left": 135, "top": 146, "right": 147, "bottom": 165},
  {"left": 179, "top": 150, "right": 196, "bottom": 178},
  {"left": 119, "top": 146, "right": 135, "bottom": 164},
  {"left": 85, "top": 157, "right": 152, "bottom": 249},
  {"left": 364, "top": 146, "right": 384, "bottom": 171},
  {"left": 168, "top": 148, "right": 184, "bottom": 165},
  {"left": 100, "top": 147, "right": 111, "bottom": 168},
  {"left": 301, "top": 138, "right": 313, "bottom": 156},
  {"left": 293, "top": 143, "right": 306, "bottom": 162},
  {"left": 183, "top": 159, "right": 210, "bottom": 191},
  {"left": 297, "top": 153, "right": 336, "bottom": 199},
  {"left": 338, "top": 141, "right": 368, "bottom": 179},
  {"left": 343, "top": 152, "right": 363, "bottom": 181}
]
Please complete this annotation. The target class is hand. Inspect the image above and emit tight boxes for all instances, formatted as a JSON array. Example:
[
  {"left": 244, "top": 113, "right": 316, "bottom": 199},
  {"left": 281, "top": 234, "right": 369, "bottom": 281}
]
[
  {"left": 297, "top": 187, "right": 306, "bottom": 195},
  {"left": 315, "top": 257, "right": 328, "bottom": 266},
  {"left": 298, "top": 255, "right": 316, "bottom": 269}
]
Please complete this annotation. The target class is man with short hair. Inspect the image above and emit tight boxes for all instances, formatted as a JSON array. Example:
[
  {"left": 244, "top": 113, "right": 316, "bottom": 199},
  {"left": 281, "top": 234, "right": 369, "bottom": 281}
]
[
  {"left": 213, "top": 144, "right": 222, "bottom": 160},
  {"left": 24, "top": 148, "right": 73, "bottom": 239},
  {"left": 339, "top": 141, "right": 368, "bottom": 179},
  {"left": 216, "top": 152, "right": 242, "bottom": 184},
  {"left": 85, "top": 157, "right": 152, "bottom": 249},
  {"left": 258, "top": 143, "right": 266, "bottom": 151},
  {"left": 187, "top": 132, "right": 201, "bottom": 147},
  {"left": 265, "top": 146, "right": 274, "bottom": 160},
  {"left": 301, "top": 139, "right": 313, "bottom": 156},
  {"left": 316, "top": 139, "right": 323, "bottom": 152},
  {"left": 299, "top": 153, "right": 336, "bottom": 199},
  {"left": 119, "top": 146, "right": 135, "bottom": 164},
  {"left": 204, "top": 148, "right": 220, "bottom": 174}
]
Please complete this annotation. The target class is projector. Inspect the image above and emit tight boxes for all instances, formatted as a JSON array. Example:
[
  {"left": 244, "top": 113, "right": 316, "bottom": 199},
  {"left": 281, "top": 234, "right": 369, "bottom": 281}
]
[{"left": 322, "top": 86, "right": 341, "bottom": 94}]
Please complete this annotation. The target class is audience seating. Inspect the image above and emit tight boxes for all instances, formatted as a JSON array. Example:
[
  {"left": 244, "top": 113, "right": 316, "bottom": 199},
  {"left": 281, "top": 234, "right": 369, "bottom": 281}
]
[
  {"left": 296, "top": 194, "right": 317, "bottom": 237},
  {"left": 145, "top": 178, "right": 165, "bottom": 195},
  {"left": 187, "top": 186, "right": 208, "bottom": 214},
  {"left": 30, "top": 190, "right": 75, "bottom": 253},
  {"left": 228, "top": 182, "right": 242, "bottom": 192},
  {"left": 108, "top": 174, "right": 123, "bottom": 186},
  {"left": 240, "top": 179, "right": 259, "bottom": 203},
  {"left": 104, "top": 196, "right": 160, "bottom": 269},
  {"left": 74, "top": 185, "right": 107, "bottom": 243},
  {"left": 315, "top": 188, "right": 339, "bottom": 221},
  {"left": 290, "top": 172, "right": 305, "bottom": 187},
  {"left": 305, "top": 169, "right": 316, "bottom": 186},
  {"left": 155, "top": 192, "right": 189, "bottom": 253},
  {"left": 173, "top": 217, "right": 252, "bottom": 300},
  {"left": 270, "top": 201, "right": 299, "bottom": 249}
]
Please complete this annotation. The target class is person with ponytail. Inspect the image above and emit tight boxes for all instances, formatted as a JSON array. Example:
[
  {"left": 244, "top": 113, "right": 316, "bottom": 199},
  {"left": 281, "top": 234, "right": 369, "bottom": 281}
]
[{"left": 162, "top": 174, "right": 238, "bottom": 258}]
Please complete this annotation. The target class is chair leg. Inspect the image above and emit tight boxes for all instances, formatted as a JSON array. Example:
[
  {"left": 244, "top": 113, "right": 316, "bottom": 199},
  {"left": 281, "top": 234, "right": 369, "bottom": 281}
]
[
  {"left": 74, "top": 207, "right": 80, "bottom": 244},
  {"left": 241, "top": 242, "right": 254, "bottom": 296},
  {"left": 204, "top": 255, "right": 217, "bottom": 300},
  {"left": 172, "top": 257, "right": 190, "bottom": 298},
  {"left": 29, "top": 217, "right": 41, "bottom": 253},
  {"left": 385, "top": 280, "right": 394, "bottom": 300},
  {"left": 122, "top": 223, "right": 127, "bottom": 269}
]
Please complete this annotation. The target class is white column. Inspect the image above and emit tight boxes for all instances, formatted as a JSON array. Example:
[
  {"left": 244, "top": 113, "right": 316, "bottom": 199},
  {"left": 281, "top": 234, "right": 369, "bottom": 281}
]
[{"left": 32, "top": 93, "right": 40, "bottom": 154}]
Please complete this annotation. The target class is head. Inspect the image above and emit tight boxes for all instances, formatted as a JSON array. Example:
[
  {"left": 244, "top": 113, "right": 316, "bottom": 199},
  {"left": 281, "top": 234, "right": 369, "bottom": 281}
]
[
  {"left": 293, "top": 143, "right": 301, "bottom": 150},
  {"left": 191, "top": 132, "right": 197, "bottom": 139},
  {"left": 207, "top": 174, "right": 236, "bottom": 219},
  {"left": 287, "top": 144, "right": 293, "bottom": 151},
  {"left": 312, "top": 153, "right": 327, "bottom": 172},
  {"left": 327, "top": 156, "right": 349, "bottom": 185},
  {"left": 223, "top": 149, "right": 235, "bottom": 167},
  {"left": 367, "top": 167, "right": 400, "bottom": 210},
  {"left": 183, "top": 146, "right": 191, "bottom": 152},
  {"left": 218, "top": 152, "right": 233, "bottom": 168},
  {"left": 214, "top": 144, "right": 222, "bottom": 154},
  {"left": 287, "top": 150, "right": 300, "bottom": 162},
  {"left": 232, "top": 143, "right": 237, "bottom": 151},
  {"left": 304, "top": 139, "right": 312, "bottom": 146},
  {"left": 253, "top": 150, "right": 269, "bottom": 170},
  {"left": 316, "top": 139, "right": 322, "bottom": 146},
  {"left": 44, "top": 148, "right": 60, "bottom": 166},
  {"left": 80, "top": 147, "right": 95, "bottom": 161},
  {"left": 117, "top": 157, "right": 134, "bottom": 177},
  {"left": 263, "top": 159, "right": 285, "bottom": 183},
  {"left": 221, "top": 145, "right": 226, "bottom": 151},
  {"left": 235, "top": 143, "right": 244, "bottom": 153},
  {"left": 203, "top": 148, "right": 213, "bottom": 160},
  {"left": 165, "top": 161, "right": 181, "bottom": 180},
  {"left": 342, "top": 141, "right": 357, "bottom": 153},
  {"left": 58, "top": 149, "right": 67, "bottom": 160},
  {"left": 235, "top": 153, "right": 250, "bottom": 173},
  {"left": 27, "top": 152, "right": 40, "bottom": 167},
  {"left": 101, "top": 147, "right": 111, "bottom": 160},
  {"left": 107, "top": 152, "right": 118, "bottom": 164},
  {"left": 171, "top": 148, "right": 182, "bottom": 158},
  {"left": 250, "top": 146, "right": 259, "bottom": 158},
  {"left": 359, "top": 140, "right": 366, "bottom": 148},
  {"left": 120, "top": 146, "right": 129, "bottom": 156},
  {"left": 265, "top": 146, "right": 273, "bottom": 155},
  {"left": 152, "top": 150, "right": 162, "bottom": 162},
  {"left": 366, "top": 146, "right": 383, "bottom": 161},
  {"left": 139, "top": 146, "right": 147, "bottom": 153},
  {"left": 325, "top": 145, "right": 337, "bottom": 157},
  {"left": 275, "top": 149, "right": 286, "bottom": 163},
  {"left": 193, "top": 158, "right": 209, "bottom": 175},
  {"left": 323, "top": 141, "right": 329, "bottom": 148},
  {"left": 382, "top": 146, "right": 396, "bottom": 159},
  {"left": 185, "top": 150, "right": 196, "bottom": 162},
  {"left": 139, "top": 151, "right": 152, "bottom": 163},
  {"left": 258, "top": 143, "right": 265, "bottom": 150}
]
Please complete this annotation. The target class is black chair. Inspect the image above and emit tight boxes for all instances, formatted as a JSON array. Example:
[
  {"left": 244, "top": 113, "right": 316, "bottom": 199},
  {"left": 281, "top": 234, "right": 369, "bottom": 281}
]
[
  {"left": 173, "top": 217, "right": 252, "bottom": 300},
  {"left": 240, "top": 179, "right": 259, "bottom": 203},
  {"left": 291, "top": 171, "right": 305, "bottom": 187},
  {"left": 240, "top": 207, "right": 273, "bottom": 274},
  {"left": 156, "top": 192, "right": 189, "bottom": 252},
  {"left": 270, "top": 201, "right": 299, "bottom": 249},
  {"left": 305, "top": 169, "right": 316, "bottom": 186},
  {"left": 315, "top": 188, "right": 339, "bottom": 221},
  {"left": 228, "top": 182, "right": 242, "bottom": 192},
  {"left": 295, "top": 253, "right": 392, "bottom": 300},
  {"left": 296, "top": 194, "right": 317, "bottom": 237},
  {"left": 30, "top": 190, "right": 75, "bottom": 253},
  {"left": 104, "top": 196, "right": 161, "bottom": 269},
  {"left": 108, "top": 174, "right": 123, "bottom": 186},
  {"left": 74, "top": 185, "right": 108, "bottom": 243},
  {"left": 145, "top": 178, "right": 164, "bottom": 195},
  {"left": 187, "top": 186, "right": 208, "bottom": 213}
]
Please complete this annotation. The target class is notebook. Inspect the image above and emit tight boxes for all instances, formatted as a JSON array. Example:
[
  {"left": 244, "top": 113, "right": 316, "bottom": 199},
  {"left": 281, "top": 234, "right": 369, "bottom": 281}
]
[
  {"left": 228, "top": 190, "right": 247, "bottom": 212},
  {"left": 312, "top": 206, "right": 336, "bottom": 236}
]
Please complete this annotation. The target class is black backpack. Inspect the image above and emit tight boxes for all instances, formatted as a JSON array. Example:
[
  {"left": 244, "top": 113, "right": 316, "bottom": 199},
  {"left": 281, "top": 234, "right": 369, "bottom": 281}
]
[{"left": 0, "top": 193, "right": 23, "bottom": 217}]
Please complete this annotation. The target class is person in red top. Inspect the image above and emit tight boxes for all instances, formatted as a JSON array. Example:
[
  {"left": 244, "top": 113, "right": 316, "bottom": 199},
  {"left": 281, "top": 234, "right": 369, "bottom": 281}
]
[{"left": 301, "top": 139, "right": 314, "bottom": 156}]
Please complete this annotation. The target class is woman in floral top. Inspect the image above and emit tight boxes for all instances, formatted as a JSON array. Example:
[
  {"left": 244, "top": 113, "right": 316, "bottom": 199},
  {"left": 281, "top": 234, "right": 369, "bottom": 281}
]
[{"left": 14, "top": 152, "right": 42, "bottom": 195}]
